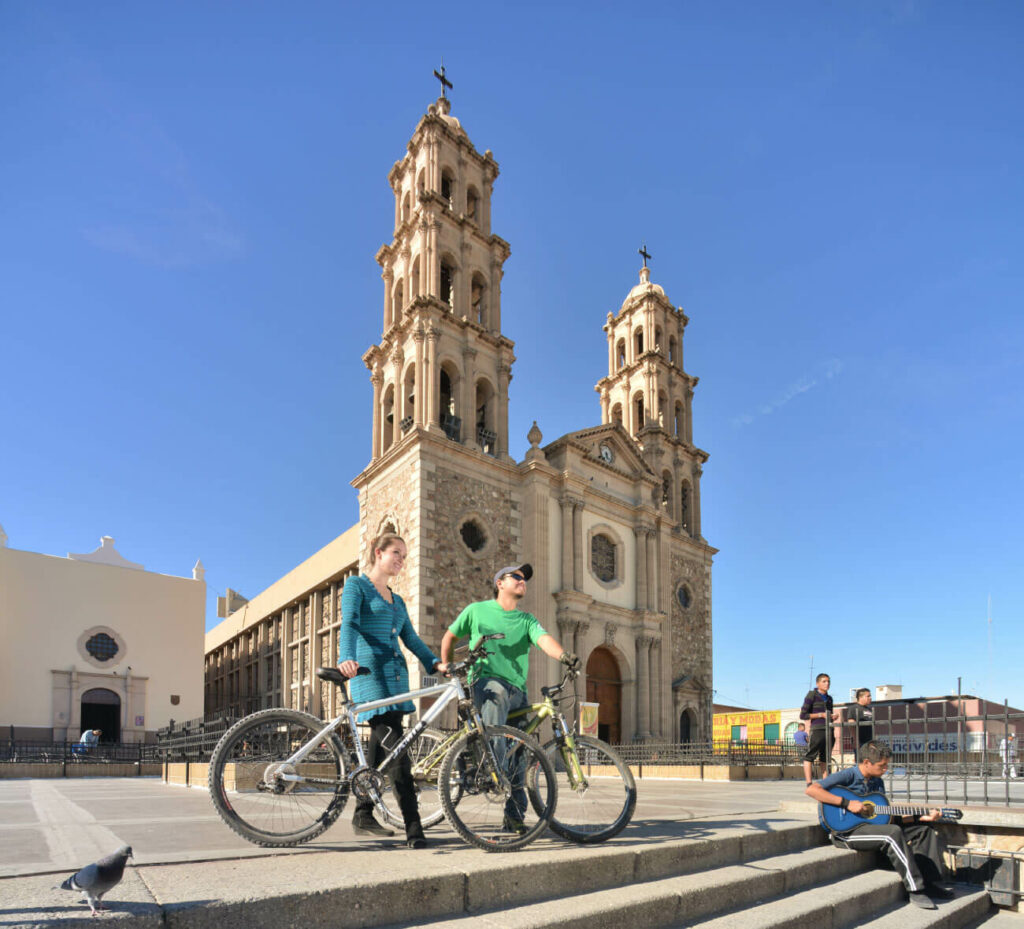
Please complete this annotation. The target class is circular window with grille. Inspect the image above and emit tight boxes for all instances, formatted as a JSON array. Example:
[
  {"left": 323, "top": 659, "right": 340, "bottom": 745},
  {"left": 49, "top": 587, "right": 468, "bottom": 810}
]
[
  {"left": 85, "top": 632, "right": 119, "bottom": 662},
  {"left": 77, "top": 625, "right": 127, "bottom": 669},
  {"left": 676, "top": 584, "right": 692, "bottom": 610}
]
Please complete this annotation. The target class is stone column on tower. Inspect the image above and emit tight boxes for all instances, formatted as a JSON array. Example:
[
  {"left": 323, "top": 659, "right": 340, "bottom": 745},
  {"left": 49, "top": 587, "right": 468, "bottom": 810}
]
[
  {"left": 634, "top": 526, "right": 648, "bottom": 609},
  {"left": 426, "top": 327, "right": 440, "bottom": 428},
  {"left": 635, "top": 636, "right": 651, "bottom": 739},
  {"left": 371, "top": 370, "right": 383, "bottom": 459},
  {"left": 572, "top": 498, "right": 584, "bottom": 591}
]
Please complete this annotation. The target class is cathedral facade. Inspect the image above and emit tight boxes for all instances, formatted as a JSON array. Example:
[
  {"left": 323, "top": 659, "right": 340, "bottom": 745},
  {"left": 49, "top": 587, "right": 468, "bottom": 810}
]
[{"left": 351, "top": 95, "right": 716, "bottom": 743}]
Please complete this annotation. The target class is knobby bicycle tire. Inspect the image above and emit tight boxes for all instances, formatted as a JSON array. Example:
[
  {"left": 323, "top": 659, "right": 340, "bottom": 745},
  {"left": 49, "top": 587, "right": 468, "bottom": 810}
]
[
  {"left": 378, "top": 726, "right": 452, "bottom": 830},
  {"left": 439, "top": 724, "right": 556, "bottom": 852},
  {"left": 542, "top": 734, "right": 636, "bottom": 843},
  {"left": 208, "top": 708, "right": 349, "bottom": 847}
]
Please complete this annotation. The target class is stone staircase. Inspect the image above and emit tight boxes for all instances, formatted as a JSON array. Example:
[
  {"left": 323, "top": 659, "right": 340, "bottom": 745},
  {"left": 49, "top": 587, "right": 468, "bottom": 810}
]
[{"left": 376, "top": 818, "right": 998, "bottom": 929}]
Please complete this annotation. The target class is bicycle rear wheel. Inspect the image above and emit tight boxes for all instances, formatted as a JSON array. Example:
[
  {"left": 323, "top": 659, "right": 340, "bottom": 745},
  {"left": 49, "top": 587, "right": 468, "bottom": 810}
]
[
  {"left": 439, "top": 724, "right": 556, "bottom": 852},
  {"left": 542, "top": 734, "right": 636, "bottom": 843},
  {"left": 378, "top": 727, "right": 451, "bottom": 830},
  {"left": 208, "top": 708, "right": 348, "bottom": 847}
]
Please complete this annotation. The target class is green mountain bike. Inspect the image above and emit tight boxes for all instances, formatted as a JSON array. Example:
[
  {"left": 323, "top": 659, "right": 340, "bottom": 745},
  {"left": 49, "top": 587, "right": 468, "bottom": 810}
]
[{"left": 380, "top": 667, "right": 636, "bottom": 843}]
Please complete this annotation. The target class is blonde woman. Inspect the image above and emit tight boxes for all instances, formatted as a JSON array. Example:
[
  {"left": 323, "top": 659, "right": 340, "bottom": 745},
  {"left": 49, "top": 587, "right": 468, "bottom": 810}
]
[{"left": 338, "top": 533, "right": 445, "bottom": 848}]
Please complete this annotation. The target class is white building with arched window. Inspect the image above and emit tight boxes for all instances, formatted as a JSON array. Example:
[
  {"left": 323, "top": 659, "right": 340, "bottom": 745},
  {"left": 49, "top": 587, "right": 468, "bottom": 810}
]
[{"left": 0, "top": 531, "right": 205, "bottom": 742}]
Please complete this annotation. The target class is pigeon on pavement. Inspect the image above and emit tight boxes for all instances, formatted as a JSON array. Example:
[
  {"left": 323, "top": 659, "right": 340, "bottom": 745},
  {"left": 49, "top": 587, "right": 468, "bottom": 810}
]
[{"left": 58, "top": 845, "right": 133, "bottom": 915}]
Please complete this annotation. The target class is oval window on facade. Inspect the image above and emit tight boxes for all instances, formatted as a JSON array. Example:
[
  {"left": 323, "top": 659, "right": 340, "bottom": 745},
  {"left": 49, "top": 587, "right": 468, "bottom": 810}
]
[{"left": 591, "top": 534, "right": 616, "bottom": 583}]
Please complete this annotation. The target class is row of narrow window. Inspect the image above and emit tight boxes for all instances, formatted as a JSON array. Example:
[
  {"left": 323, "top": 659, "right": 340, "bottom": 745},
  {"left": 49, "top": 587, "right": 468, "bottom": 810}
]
[
  {"left": 611, "top": 398, "right": 687, "bottom": 438},
  {"left": 381, "top": 368, "right": 498, "bottom": 457},
  {"left": 386, "top": 262, "right": 489, "bottom": 329},
  {"left": 400, "top": 169, "right": 481, "bottom": 226},
  {"left": 615, "top": 330, "right": 678, "bottom": 368}
]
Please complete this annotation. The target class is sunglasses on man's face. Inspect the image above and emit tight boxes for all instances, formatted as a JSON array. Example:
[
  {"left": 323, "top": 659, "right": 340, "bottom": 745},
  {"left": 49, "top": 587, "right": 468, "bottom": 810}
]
[{"left": 506, "top": 573, "right": 525, "bottom": 582}]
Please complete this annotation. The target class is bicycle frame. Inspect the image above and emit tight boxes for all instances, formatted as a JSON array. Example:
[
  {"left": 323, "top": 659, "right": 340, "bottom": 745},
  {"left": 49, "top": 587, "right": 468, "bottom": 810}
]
[
  {"left": 275, "top": 676, "right": 469, "bottom": 781},
  {"left": 508, "top": 691, "right": 587, "bottom": 788}
]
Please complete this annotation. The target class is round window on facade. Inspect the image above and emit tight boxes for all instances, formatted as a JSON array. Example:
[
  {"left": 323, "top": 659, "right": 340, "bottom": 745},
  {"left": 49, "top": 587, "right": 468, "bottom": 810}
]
[
  {"left": 77, "top": 625, "right": 127, "bottom": 669},
  {"left": 459, "top": 518, "right": 487, "bottom": 553},
  {"left": 85, "top": 632, "right": 119, "bottom": 662},
  {"left": 676, "top": 584, "right": 692, "bottom": 610}
]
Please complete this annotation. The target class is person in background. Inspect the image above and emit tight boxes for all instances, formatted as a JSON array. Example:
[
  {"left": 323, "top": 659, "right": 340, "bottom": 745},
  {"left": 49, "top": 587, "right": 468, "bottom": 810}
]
[
  {"left": 846, "top": 688, "right": 875, "bottom": 750},
  {"left": 1000, "top": 732, "right": 1017, "bottom": 779},
  {"left": 338, "top": 532, "right": 446, "bottom": 848},
  {"left": 793, "top": 723, "right": 809, "bottom": 748},
  {"left": 800, "top": 673, "right": 841, "bottom": 785}
]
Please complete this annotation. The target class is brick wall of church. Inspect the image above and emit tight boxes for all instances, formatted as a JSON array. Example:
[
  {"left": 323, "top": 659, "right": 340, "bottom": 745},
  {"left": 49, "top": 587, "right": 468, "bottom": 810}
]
[
  {"left": 669, "top": 550, "right": 712, "bottom": 690},
  {"left": 426, "top": 463, "right": 520, "bottom": 633}
]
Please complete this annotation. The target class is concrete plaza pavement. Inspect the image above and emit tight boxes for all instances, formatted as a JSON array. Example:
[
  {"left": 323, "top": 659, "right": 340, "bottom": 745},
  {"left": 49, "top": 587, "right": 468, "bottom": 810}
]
[
  {"left": 0, "top": 775, "right": 807, "bottom": 877},
  {"left": 0, "top": 775, "right": 824, "bottom": 928}
]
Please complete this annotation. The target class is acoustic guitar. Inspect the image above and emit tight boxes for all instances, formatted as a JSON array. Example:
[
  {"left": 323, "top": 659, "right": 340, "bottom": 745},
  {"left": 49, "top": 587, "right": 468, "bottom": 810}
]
[{"left": 819, "top": 786, "right": 963, "bottom": 833}]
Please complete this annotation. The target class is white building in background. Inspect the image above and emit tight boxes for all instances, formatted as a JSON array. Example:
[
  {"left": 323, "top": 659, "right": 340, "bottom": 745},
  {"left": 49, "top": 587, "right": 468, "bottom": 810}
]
[{"left": 0, "top": 528, "right": 205, "bottom": 742}]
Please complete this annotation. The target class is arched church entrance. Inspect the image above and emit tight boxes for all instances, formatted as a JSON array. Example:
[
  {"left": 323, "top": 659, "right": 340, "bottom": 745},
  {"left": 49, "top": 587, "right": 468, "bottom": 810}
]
[
  {"left": 81, "top": 688, "right": 120, "bottom": 743},
  {"left": 679, "top": 707, "right": 697, "bottom": 744},
  {"left": 586, "top": 647, "right": 622, "bottom": 745}
]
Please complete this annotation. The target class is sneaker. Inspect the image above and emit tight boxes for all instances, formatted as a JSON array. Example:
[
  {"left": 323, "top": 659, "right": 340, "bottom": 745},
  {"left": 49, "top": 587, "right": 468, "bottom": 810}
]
[
  {"left": 908, "top": 891, "right": 936, "bottom": 910},
  {"left": 501, "top": 816, "right": 527, "bottom": 835}
]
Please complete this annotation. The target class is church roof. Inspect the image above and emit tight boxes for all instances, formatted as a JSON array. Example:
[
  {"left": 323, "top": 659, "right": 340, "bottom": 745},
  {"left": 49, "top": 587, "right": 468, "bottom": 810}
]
[{"left": 543, "top": 422, "right": 655, "bottom": 478}]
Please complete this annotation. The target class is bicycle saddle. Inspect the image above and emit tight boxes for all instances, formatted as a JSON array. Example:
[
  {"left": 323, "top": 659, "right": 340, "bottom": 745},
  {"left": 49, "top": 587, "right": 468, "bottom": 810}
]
[{"left": 316, "top": 666, "right": 370, "bottom": 686}]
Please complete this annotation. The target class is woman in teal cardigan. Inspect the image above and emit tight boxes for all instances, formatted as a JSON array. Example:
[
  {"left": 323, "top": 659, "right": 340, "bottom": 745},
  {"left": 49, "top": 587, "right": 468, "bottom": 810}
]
[{"left": 338, "top": 532, "right": 444, "bottom": 848}]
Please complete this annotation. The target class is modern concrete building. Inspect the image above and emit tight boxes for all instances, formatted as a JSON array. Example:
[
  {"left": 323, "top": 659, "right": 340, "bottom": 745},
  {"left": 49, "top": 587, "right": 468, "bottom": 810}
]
[
  {"left": 0, "top": 530, "right": 205, "bottom": 742},
  {"left": 205, "top": 91, "right": 717, "bottom": 743}
]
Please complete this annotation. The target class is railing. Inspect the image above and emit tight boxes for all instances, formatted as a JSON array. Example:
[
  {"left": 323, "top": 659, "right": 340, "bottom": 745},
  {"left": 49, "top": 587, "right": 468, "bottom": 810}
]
[
  {"left": 0, "top": 741, "right": 160, "bottom": 763},
  {"left": 156, "top": 712, "right": 374, "bottom": 762},
  {"left": 156, "top": 715, "right": 240, "bottom": 763},
  {"left": 611, "top": 699, "right": 1024, "bottom": 806},
  {"left": 611, "top": 740, "right": 805, "bottom": 766}
]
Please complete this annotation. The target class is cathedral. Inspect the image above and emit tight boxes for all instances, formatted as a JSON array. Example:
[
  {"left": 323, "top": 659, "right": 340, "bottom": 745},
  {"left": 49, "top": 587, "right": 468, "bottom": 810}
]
[
  {"left": 350, "top": 92, "right": 716, "bottom": 744},
  {"left": 205, "top": 88, "right": 715, "bottom": 743}
]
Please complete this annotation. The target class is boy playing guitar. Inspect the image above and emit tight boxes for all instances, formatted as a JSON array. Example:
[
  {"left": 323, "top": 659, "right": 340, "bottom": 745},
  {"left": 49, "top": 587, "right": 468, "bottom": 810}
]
[{"left": 805, "top": 740, "right": 957, "bottom": 910}]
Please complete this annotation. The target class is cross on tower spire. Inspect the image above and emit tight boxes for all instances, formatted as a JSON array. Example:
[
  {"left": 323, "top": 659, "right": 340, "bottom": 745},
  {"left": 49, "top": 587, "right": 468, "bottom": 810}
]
[
  {"left": 433, "top": 61, "right": 453, "bottom": 99},
  {"left": 639, "top": 243, "right": 652, "bottom": 268}
]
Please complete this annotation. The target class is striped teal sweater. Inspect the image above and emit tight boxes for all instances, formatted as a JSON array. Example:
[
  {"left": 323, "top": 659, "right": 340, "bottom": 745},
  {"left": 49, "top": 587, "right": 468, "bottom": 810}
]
[{"left": 338, "top": 574, "right": 439, "bottom": 721}]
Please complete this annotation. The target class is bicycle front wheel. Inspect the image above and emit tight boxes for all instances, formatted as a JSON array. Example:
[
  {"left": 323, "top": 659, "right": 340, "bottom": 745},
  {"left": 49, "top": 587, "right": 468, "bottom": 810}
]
[
  {"left": 439, "top": 724, "right": 556, "bottom": 852},
  {"left": 378, "top": 727, "right": 451, "bottom": 830},
  {"left": 542, "top": 734, "right": 636, "bottom": 843},
  {"left": 208, "top": 708, "right": 348, "bottom": 847}
]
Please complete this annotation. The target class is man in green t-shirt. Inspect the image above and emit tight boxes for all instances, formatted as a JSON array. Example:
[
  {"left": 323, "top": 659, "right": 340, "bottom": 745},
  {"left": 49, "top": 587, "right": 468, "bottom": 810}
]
[{"left": 440, "top": 562, "right": 579, "bottom": 831}]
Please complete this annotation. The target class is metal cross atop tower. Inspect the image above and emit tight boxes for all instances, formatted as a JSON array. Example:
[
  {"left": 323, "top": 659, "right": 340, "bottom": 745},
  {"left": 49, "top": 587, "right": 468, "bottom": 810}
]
[
  {"left": 639, "top": 243, "right": 652, "bottom": 268},
  {"left": 433, "top": 62, "right": 453, "bottom": 98}
]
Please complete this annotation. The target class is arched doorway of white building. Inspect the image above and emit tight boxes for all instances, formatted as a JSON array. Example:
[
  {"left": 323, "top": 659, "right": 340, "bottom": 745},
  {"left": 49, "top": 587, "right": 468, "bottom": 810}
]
[
  {"left": 586, "top": 647, "right": 622, "bottom": 745},
  {"left": 81, "top": 688, "right": 120, "bottom": 743}
]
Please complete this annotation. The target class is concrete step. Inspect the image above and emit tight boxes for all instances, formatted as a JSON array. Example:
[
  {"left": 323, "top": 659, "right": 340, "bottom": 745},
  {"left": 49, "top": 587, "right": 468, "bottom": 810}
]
[
  {"left": 686, "top": 871, "right": 991, "bottom": 929},
  {"left": 963, "top": 909, "right": 1024, "bottom": 928},
  {"left": 385, "top": 844, "right": 875, "bottom": 929},
  {"left": 851, "top": 886, "right": 992, "bottom": 929}
]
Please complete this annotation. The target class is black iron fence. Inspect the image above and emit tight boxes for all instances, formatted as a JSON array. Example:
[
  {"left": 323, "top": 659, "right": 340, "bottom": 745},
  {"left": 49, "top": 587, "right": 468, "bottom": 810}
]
[
  {"left": 156, "top": 715, "right": 240, "bottom": 762},
  {"left": 612, "top": 699, "right": 1023, "bottom": 807},
  {"left": 1, "top": 740, "right": 160, "bottom": 763}
]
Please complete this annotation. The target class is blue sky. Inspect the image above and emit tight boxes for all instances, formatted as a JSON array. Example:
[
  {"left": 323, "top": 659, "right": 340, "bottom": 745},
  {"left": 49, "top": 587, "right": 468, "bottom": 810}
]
[{"left": 3, "top": 1, "right": 1022, "bottom": 712}]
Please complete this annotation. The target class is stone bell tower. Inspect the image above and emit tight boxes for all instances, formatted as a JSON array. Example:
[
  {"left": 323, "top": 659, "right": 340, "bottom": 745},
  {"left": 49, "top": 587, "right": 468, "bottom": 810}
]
[
  {"left": 353, "top": 88, "right": 521, "bottom": 672},
  {"left": 595, "top": 259, "right": 708, "bottom": 539}
]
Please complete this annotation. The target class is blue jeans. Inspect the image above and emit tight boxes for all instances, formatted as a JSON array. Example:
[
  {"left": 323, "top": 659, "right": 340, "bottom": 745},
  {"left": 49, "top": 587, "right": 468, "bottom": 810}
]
[{"left": 472, "top": 677, "right": 529, "bottom": 821}]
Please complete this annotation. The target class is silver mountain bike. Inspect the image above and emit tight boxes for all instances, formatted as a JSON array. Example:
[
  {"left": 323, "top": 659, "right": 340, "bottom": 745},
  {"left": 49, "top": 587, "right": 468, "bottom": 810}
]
[{"left": 208, "top": 634, "right": 557, "bottom": 852}]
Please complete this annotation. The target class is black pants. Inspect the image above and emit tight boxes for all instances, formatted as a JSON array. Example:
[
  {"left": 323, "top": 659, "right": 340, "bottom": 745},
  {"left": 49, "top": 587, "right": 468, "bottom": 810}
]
[
  {"left": 832, "top": 822, "right": 950, "bottom": 892},
  {"left": 353, "top": 710, "right": 420, "bottom": 828}
]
